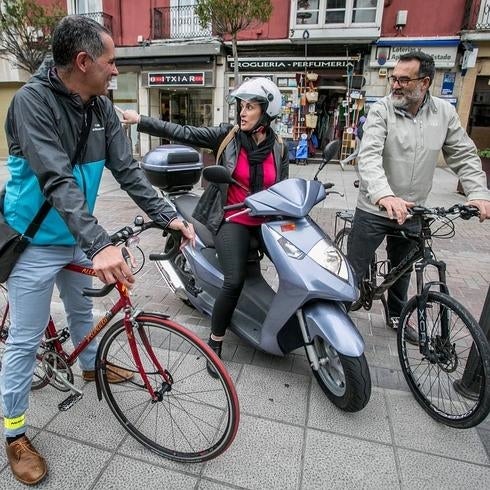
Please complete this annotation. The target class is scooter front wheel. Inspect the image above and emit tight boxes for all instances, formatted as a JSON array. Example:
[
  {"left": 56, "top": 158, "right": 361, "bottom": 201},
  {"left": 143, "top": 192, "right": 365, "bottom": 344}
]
[{"left": 309, "top": 336, "right": 371, "bottom": 412}]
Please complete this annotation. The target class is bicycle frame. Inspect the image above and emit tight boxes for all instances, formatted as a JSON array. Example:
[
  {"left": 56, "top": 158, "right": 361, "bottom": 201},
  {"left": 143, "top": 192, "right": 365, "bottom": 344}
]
[{"left": 40, "top": 263, "right": 171, "bottom": 401}]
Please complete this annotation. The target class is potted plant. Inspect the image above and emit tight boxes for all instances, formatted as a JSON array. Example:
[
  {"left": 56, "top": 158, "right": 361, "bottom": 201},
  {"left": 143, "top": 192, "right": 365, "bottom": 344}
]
[{"left": 458, "top": 148, "right": 490, "bottom": 194}]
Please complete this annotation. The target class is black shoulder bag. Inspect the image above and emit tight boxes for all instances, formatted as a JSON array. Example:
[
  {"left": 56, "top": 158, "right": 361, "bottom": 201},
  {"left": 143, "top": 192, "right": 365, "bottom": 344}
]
[{"left": 0, "top": 109, "right": 93, "bottom": 283}]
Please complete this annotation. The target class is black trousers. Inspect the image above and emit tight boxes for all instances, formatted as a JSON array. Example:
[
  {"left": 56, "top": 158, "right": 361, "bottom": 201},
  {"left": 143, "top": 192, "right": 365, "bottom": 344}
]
[
  {"left": 346, "top": 208, "right": 421, "bottom": 318},
  {"left": 211, "top": 222, "right": 262, "bottom": 337}
]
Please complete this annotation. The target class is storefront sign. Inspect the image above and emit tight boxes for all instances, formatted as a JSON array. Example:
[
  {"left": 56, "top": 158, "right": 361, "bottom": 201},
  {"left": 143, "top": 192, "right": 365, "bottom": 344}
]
[
  {"left": 441, "top": 72, "right": 456, "bottom": 95},
  {"left": 148, "top": 72, "right": 205, "bottom": 86},
  {"left": 228, "top": 57, "right": 359, "bottom": 71},
  {"left": 370, "top": 46, "right": 458, "bottom": 68}
]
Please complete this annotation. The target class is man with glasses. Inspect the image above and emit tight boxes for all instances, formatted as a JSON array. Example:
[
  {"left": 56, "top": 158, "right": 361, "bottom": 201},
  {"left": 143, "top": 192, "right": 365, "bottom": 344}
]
[{"left": 347, "top": 51, "right": 490, "bottom": 342}]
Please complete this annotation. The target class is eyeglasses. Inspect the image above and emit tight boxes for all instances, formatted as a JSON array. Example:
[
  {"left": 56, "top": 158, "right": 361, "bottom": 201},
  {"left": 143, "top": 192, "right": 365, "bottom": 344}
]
[{"left": 388, "top": 76, "right": 427, "bottom": 87}]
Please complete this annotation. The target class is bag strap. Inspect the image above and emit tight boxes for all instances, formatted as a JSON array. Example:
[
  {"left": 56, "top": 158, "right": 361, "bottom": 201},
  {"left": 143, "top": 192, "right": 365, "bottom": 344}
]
[
  {"left": 24, "top": 108, "right": 93, "bottom": 239},
  {"left": 215, "top": 124, "right": 239, "bottom": 165}
]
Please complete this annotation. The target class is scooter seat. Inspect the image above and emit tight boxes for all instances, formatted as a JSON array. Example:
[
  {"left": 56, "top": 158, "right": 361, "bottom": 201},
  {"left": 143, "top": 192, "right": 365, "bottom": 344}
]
[{"left": 173, "top": 194, "right": 215, "bottom": 247}]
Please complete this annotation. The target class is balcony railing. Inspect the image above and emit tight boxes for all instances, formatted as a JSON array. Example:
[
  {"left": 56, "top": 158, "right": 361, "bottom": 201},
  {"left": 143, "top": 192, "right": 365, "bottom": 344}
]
[
  {"left": 463, "top": 0, "right": 490, "bottom": 30},
  {"left": 152, "top": 5, "right": 212, "bottom": 40}
]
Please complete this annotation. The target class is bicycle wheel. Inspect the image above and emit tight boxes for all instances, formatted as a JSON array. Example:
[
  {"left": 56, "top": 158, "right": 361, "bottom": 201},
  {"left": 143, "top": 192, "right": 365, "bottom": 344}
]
[
  {"left": 97, "top": 314, "right": 240, "bottom": 463},
  {"left": 334, "top": 227, "right": 350, "bottom": 256},
  {"left": 0, "top": 285, "right": 49, "bottom": 390},
  {"left": 398, "top": 291, "right": 490, "bottom": 428}
]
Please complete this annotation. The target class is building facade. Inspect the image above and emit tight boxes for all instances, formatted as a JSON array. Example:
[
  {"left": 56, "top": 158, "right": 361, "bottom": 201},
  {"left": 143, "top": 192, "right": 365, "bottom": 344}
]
[{"left": 1, "top": 1, "right": 488, "bottom": 159}]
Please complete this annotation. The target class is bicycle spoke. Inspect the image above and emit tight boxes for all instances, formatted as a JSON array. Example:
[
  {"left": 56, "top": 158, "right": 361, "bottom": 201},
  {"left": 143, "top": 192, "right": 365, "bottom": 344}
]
[
  {"left": 398, "top": 291, "right": 490, "bottom": 428},
  {"left": 97, "top": 317, "right": 238, "bottom": 462}
]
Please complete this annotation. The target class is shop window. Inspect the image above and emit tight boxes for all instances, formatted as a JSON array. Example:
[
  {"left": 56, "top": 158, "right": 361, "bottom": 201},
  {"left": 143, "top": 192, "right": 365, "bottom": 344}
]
[{"left": 112, "top": 72, "right": 139, "bottom": 154}]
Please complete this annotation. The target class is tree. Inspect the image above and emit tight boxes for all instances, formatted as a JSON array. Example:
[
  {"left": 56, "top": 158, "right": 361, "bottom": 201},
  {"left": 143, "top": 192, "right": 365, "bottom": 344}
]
[
  {"left": 0, "top": 0, "right": 65, "bottom": 75},
  {"left": 195, "top": 0, "right": 273, "bottom": 86}
]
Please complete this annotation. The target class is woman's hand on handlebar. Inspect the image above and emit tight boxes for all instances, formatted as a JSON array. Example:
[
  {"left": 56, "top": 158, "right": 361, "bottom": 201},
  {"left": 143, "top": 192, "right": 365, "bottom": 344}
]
[
  {"left": 168, "top": 218, "right": 196, "bottom": 249},
  {"left": 466, "top": 199, "right": 490, "bottom": 222},
  {"left": 92, "top": 245, "right": 135, "bottom": 289}
]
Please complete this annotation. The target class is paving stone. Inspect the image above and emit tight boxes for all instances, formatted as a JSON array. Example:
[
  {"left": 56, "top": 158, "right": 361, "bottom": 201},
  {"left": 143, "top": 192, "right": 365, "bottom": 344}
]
[
  {"left": 302, "top": 428, "right": 399, "bottom": 489},
  {"left": 398, "top": 448, "right": 490, "bottom": 489},
  {"left": 203, "top": 415, "right": 303, "bottom": 489}
]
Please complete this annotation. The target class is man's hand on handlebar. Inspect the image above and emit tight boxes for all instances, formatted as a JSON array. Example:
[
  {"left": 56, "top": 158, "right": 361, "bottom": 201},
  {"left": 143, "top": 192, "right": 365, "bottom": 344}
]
[
  {"left": 377, "top": 195, "right": 415, "bottom": 225},
  {"left": 92, "top": 245, "right": 135, "bottom": 289},
  {"left": 465, "top": 199, "right": 490, "bottom": 222},
  {"left": 168, "top": 218, "right": 196, "bottom": 249}
]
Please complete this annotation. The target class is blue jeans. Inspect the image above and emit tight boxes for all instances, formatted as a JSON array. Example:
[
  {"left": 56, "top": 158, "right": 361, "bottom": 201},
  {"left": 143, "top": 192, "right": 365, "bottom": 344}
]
[
  {"left": 346, "top": 208, "right": 422, "bottom": 318},
  {"left": 1, "top": 245, "right": 97, "bottom": 437}
]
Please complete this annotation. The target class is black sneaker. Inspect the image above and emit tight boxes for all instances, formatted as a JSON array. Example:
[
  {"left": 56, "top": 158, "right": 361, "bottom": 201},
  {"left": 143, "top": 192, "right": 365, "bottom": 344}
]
[{"left": 206, "top": 337, "right": 222, "bottom": 379}]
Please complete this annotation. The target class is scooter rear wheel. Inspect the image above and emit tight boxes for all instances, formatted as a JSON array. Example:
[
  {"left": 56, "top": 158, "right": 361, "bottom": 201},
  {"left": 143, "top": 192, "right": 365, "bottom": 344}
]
[{"left": 309, "top": 336, "right": 371, "bottom": 412}]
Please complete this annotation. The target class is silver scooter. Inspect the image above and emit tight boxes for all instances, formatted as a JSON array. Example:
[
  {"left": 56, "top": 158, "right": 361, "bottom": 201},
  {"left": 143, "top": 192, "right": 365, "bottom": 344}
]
[{"left": 150, "top": 141, "right": 371, "bottom": 411}]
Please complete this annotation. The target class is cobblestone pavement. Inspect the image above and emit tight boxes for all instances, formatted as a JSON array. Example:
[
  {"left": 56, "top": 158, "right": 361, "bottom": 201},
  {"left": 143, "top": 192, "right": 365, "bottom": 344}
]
[{"left": 0, "top": 158, "right": 489, "bottom": 488}]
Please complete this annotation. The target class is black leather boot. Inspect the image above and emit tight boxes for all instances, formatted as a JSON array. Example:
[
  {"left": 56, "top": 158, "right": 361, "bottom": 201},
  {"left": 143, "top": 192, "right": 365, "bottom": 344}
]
[{"left": 206, "top": 336, "right": 222, "bottom": 379}]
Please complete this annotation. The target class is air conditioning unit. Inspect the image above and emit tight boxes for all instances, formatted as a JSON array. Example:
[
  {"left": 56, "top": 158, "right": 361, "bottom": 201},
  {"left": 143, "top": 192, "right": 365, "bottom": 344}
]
[{"left": 137, "top": 35, "right": 144, "bottom": 43}]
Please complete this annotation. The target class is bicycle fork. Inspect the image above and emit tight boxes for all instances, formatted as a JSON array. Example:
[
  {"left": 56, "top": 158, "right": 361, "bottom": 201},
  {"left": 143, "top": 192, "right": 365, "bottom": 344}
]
[
  {"left": 94, "top": 311, "right": 173, "bottom": 404},
  {"left": 414, "top": 259, "right": 450, "bottom": 356}
]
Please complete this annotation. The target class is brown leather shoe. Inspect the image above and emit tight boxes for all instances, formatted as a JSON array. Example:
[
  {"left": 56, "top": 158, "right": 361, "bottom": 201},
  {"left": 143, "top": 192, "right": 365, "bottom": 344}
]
[
  {"left": 5, "top": 435, "right": 47, "bottom": 485},
  {"left": 82, "top": 365, "right": 134, "bottom": 384}
]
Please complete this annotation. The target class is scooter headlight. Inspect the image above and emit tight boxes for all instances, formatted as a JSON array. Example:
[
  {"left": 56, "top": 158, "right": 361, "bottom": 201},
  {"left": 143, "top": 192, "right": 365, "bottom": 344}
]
[{"left": 308, "top": 240, "right": 348, "bottom": 280}]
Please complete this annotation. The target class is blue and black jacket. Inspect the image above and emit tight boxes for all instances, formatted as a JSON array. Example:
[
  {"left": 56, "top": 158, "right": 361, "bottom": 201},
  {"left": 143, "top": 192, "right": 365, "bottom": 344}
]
[{"left": 3, "top": 61, "right": 176, "bottom": 258}]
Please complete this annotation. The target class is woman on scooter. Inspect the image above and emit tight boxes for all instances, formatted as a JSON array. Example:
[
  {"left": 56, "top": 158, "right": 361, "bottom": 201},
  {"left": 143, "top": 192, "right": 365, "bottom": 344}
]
[{"left": 120, "top": 77, "right": 289, "bottom": 375}]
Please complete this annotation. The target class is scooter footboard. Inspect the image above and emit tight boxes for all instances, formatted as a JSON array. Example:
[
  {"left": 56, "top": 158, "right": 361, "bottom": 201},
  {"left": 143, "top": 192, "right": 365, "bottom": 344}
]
[{"left": 303, "top": 302, "right": 365, "bottom": 357}]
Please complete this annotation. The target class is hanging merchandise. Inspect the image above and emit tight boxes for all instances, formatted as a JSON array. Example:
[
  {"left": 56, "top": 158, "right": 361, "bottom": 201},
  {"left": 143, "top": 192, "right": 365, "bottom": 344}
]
[
  {"left": 306, "top": 71, "right": 319, "bottom": 82},
  {"left": 305, "top": 113, "right": 318, "bottom": 128},
  {"left": 306, "top": 90, "right": 319, "bottom": 103}
]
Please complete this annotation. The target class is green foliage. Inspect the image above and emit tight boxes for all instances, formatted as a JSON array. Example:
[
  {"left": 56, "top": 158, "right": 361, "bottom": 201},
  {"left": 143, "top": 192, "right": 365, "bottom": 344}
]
[
  {"left": 195, "top": 0, "right": 273, "bottom": 37},
  {"left": 195, "top": 0, "right": 273, "bottom": 82},
  {"left": 0, "top": 0, "right": 65, "bottom": 74},
  {"left": 477, "top": 148, "right": 490, "bottom": 159}
]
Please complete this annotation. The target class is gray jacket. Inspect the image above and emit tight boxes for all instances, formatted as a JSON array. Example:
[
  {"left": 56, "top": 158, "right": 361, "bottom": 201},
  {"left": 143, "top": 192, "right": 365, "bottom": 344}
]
[
  {"left": 137, "top": 117, "right": 289, "bottom": 233},
  {"left": 357, "top": 94, "right": 490, "bottom": 217},
  {"left": 3, "top": 61, "right": 176, "bottom": 258}
]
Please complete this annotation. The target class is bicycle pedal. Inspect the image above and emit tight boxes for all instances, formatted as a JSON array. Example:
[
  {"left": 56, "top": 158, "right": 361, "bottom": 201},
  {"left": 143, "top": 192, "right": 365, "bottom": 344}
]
[{"left": 58, "top": 392, "right": 83, "bottom": 411}]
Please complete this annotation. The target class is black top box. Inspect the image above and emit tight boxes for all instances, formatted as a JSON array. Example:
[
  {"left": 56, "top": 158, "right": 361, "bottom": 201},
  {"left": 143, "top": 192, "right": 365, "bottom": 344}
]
[{"left": 141, "top": 144, "right": 203, "bottom": 192}]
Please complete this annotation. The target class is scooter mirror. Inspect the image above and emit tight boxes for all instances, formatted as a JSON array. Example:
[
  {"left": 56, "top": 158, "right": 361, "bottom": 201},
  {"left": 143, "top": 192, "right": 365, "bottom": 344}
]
[
  {"left": 322, "top": 139, "right": 340, "bottom": 164},
  {"left": 313, "top": 139, "right": 340, "bottom": 180},
  {"left": 203, "top": 165, "right": 234, "bottom": 184}
]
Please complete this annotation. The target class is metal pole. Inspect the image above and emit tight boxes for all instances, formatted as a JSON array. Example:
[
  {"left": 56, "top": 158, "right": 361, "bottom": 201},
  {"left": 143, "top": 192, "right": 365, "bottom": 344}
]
[{"left": 453, "top": 284, "right": 490, "bottom": 400}]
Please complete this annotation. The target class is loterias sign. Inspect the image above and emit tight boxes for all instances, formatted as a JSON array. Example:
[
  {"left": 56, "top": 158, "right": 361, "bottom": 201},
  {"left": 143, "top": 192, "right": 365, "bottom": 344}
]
[
  {"left": 148, "top": 72, "right": 205, "bottom": 86},
  {"left": 227, "top": 56, "right": 359, "bottom": 71}
]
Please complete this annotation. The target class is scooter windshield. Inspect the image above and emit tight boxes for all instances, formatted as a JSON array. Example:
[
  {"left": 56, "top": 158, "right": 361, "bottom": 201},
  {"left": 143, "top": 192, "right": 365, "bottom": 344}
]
[{"left": 245, "top": 178, "right": 325, "bottom": 218}]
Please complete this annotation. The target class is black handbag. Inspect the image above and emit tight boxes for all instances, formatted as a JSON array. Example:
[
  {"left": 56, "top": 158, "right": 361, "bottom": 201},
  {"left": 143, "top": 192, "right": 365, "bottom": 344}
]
[{"left": 0, "top": 108, "right": 93, "bottom": 283}]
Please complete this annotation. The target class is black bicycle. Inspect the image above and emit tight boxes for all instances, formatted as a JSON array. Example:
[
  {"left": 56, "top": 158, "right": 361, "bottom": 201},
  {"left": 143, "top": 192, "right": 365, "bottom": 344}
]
[{"left": 334, "top": 204, "right": 490, "bottom": 428}]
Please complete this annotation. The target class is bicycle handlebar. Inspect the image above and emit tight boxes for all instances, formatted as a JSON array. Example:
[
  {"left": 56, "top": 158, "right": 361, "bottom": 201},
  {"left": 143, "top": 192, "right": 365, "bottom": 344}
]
[
  {"left": 109, "top": 220, "right": 163, "bottom": 244},
  {"left": 409, "top": 204, "right": 480, "bottom": 219},
  {"left": 82, "top": 218, "right": 165, "bottom": 297}
]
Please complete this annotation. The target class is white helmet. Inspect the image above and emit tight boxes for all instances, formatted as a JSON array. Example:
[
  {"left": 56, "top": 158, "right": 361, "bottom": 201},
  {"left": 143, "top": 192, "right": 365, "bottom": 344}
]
[{"left": 228, "top": 77, "right": 282, "bottom": 120}]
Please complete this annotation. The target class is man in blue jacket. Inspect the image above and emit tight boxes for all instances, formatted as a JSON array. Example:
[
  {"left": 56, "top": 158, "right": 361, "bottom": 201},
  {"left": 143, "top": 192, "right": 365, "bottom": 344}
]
[{"left": 0, "top": 15, "right": 194, "bottom": 485}]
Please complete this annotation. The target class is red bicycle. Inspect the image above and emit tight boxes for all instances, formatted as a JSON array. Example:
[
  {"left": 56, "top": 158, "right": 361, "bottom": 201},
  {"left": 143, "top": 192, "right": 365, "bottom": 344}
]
[{"left": 0, "top": 218, "right": 239, "bottom": 463}]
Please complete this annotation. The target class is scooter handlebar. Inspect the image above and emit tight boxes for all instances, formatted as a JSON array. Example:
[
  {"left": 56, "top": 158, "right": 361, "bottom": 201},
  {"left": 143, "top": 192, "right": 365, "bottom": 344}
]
[{"left": 149, "top": 229, "right": 181, "bottom": 261}]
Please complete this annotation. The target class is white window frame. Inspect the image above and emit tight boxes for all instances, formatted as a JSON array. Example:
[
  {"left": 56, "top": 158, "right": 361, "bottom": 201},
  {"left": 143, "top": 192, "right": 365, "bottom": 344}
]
[
  {"left": 67, "top": 0, "right": 102, "bottom": 15},
  {"left": 292, "top": 0, "right": 382, "bottom": 29}
]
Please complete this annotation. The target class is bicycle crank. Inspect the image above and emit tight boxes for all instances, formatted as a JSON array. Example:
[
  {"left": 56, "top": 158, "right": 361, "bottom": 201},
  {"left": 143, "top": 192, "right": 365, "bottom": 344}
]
[{"left": 40, "top": 351, "right": 76, "bottom": 392}]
